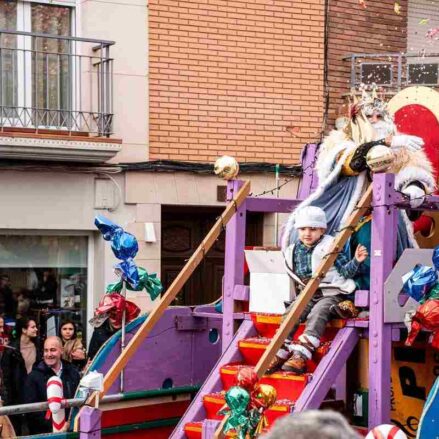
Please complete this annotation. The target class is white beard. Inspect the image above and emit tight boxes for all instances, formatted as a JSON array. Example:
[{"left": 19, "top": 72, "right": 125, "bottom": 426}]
[{"left": 371, "top": 119, "right": 395, "bottom": 140}]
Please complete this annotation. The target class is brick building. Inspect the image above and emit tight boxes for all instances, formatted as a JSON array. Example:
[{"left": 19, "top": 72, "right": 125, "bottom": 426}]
[
  {"left": 148, "top": 0, "right": 325, "bottom": 164},
  {"left": 124, "top": 0, "right": 427, "bottom": 306},
  {"left": 147, "top": 0, "right": 410, "bottom": 163}
]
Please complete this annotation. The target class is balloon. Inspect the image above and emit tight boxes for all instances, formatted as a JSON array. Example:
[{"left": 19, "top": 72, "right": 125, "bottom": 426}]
[
  {"left": 222, "top": 386, "right": 251, "bottom": 439},
  {"left": 234, "top": 367, "right": 258, "bottom": 393},
  {"left": 406, "top": 299, "right": 439, "bottom": 347},
  {"left": 421, "top": 282, "right": 439, "bottom": 303},
  {"left": 92, "top": 293, "right": 140, "bottom": 329},
  {"left": 107, "top": 267, "right": 163, "bottom": 301},
  {"left": 94, "top": 215, "right": 122, "bottom": 241},
  {"left": 111, "top": 231, "right": 138, "bottom": 261},
  {"left": 115, "top": 259, "right": 140, "bottom": 289},
  {"left": 95, "top": 215, "right": 138, "bottom": 260},
  {"left": 433, "top": 246, "right": 439, "bottom": 271},
  {"left": 402, "top": 264, "right": 437, "bottom": 302},
  {"left": 251, "top": 383, "right": 277, "bottom": 410}
]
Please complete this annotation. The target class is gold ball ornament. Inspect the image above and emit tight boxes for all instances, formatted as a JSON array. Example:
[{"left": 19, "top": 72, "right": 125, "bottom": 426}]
[
  {"left": 366, "top": 144, "right": 394, "bottom": 173},
  {"left": 214, "top": 155, "right": 239, "bottom": 180}
]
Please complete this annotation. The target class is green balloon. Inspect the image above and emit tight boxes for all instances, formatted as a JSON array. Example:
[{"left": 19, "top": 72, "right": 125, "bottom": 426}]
[
  {"left": 421, "top": 282, "right": 439, "bottom": 304},
  {"left": 106, "top": 267, "right": 163, "bottom": 301},
  {"left": 223, "top": 386, "right": 251, "bottom": 439}
]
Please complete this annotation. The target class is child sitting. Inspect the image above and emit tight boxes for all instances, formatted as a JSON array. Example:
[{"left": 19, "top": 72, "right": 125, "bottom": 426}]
[{"left": 269, "top": 206, "right": 368, "bottom": 374}]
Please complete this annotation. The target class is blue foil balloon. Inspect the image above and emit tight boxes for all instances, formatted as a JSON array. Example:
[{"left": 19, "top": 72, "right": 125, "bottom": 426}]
[
  {"left": 94, "top": 215, "right": 123, "bottom": 241},
  {"left": 95, "top": 215, "right": 138, "bottom": 260},
  {"left": 111, "top": 231, "right": 138, "bottom": 260},
  {"left": 433, "top": 246, "right": 439, "bottom": 272},
  {"left": 402, "top": 264, "right": 438, "bottom": 302},
  {"left": 116, "top": 259, "right": 140, "bottom": 289}
]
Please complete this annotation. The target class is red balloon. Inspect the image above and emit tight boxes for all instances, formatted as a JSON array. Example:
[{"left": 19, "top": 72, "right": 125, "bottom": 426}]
[
  {"left": 406, "top": 299, "right": 439, "bottom": 347},
  {"left": 234, "top": 367, "right": 258, "bottom": 392},
  {"left": 95, "top": 293, "right": 140, "bottom": 328}
]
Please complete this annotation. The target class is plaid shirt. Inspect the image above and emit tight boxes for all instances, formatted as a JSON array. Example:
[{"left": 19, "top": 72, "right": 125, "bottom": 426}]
[{"left": 293, "top": 238, "right": 360, "bottom": 282}]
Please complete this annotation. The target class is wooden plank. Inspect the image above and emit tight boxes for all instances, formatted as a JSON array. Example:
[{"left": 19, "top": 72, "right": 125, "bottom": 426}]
[
  {"left": 213, "top": 185, "right": 372, "bottom": 439},
  {"left": 88, "top": 180, "right": 251, "bottom": 405}
]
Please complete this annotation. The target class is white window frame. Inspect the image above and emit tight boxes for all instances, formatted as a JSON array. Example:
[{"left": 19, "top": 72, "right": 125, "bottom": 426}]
[
  {"left": 4, "top": 1, "right": 77, "bottom": 130},
  {"left": 0, "top": 229, "right": 93, "bottom": 345}
]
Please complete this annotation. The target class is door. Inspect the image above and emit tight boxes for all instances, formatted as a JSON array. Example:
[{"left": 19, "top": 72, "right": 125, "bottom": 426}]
[{"left": 161, "top": 206, "right": 263, "bottom": 306}]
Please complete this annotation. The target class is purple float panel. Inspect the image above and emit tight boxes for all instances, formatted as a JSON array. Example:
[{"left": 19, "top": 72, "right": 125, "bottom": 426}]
[
  {"left": 294, "top": 327, "right": 359, "bottom": 412},
  {"left": 222, "top": 180, "right": 247, "bottom": 352},
  {"left": 79, "top": 406, "right": 102, "bottom": 439},
  {"left": 203, "top": 419, "right": 220, "bottom": 437},
  {"left": 368, "top": 173, "right": 397, "bottom": 429},
  {"left": 95, "top": 307, "right": 222, "bottom": 395},
  {"left": 170, "top": 320, "right": 256, "bottom": 439},
  {"left": 297, "top": 143, "right": 319, "bottom": 200},
  {"left": 354, "top": 290, "right": 369, "bottom": 307},
  {"left": 246, "top": 197, "right": 302, "bottom": 213}
]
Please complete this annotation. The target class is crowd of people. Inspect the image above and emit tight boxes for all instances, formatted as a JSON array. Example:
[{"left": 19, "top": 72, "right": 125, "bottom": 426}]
[
  {"left": 0, "top": 316, "right": 88, "bottom": 434},
  {"left": 0, "top": 278, "right": 128, "bottom": 435}
]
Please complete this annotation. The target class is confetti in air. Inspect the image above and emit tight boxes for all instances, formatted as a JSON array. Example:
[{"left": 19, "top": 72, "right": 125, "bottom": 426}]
[
  {"left": 394, "top": 1, "right": 401, "bottom": 14},
  {"left": 286, "top": 126, "right": 301, "bottom": 137},
  {"left": 426, "top": 27, "right": 439, "bottom": 40},
  {"left": 419, "top": 18, "right": 430, "bottom": 25}
]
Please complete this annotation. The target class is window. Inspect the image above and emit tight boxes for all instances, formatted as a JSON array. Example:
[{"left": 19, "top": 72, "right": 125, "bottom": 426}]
[
  {"left": 360, "top": 63, "right": 393, "bottom": 86},
  {"left": 408, "top": 63, "right": 439, "bottom": 85},
  {"left": 0, "top": 1, "right": 74, "bottom": 127},
  {"left": 0, "top": 234, "right": 88, "bottom": 341},
  {"left": 0, "top": 2, "right": 18, "bottom": 111}
]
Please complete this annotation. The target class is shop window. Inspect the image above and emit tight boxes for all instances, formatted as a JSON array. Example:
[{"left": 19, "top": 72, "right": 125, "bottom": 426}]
[{"left": 0, "top": 235, "right": 88, "bottom": 341}]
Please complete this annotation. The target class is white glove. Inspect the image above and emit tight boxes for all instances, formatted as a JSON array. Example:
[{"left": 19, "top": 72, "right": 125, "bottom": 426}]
[
  {"left": 391, "top": 134, "right": 424, "bottom": 152},
  {"left": 402, "top": 184, "right": 425, "bottom": 208}
]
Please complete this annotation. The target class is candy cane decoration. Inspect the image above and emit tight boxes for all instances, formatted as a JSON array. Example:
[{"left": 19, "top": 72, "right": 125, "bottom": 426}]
[{"left": 46, "top": 376, "right": 66, "bottom": 432}]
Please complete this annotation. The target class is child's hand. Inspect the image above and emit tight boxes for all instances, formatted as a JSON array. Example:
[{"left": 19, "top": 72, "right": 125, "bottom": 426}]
[{"left": 355, "top": 244, "right": 368, "bottom": 263}]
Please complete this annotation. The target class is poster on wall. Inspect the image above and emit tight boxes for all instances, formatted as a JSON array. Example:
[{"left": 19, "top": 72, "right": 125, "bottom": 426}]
[
  {"left": 60, "top": 279, "right": 75, "bottom": 309},
  {"left": 390, "top": 342, "right": 439, "bottom": 438}
]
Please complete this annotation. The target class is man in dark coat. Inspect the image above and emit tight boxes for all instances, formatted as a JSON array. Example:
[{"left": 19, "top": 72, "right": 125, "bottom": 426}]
[{"left": 24, "top": 336, "right": 80, "bottom": 434}]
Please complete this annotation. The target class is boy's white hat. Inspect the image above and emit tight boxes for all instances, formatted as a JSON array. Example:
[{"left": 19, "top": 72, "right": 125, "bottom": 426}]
[{"left": 295, "top": 206, "right": 327, "bottom": 229}]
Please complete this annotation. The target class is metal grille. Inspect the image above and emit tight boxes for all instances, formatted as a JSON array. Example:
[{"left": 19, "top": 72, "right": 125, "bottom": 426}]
[
  {"left": 0, "top": 30, "right": 114, "bottom": 137},
  {"left": 345, "top": 52, "right": 439, "bottom": 93}
]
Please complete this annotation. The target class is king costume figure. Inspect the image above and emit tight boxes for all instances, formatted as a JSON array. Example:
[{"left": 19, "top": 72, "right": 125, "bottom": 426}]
[
  {"left": 267, "top": 88, "right": 436, "bottom": 375},
  {"left": 282, "top": 87, "right": 436, "bottom": 290}
]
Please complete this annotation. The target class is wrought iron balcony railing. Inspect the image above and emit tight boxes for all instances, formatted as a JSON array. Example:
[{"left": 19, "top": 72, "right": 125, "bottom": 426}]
[
  {"left": 345, "top": 52, "right": 439, "bottom": 93},
  {"left": 0, "top": 30, "right": 114, "bottom": 137}
]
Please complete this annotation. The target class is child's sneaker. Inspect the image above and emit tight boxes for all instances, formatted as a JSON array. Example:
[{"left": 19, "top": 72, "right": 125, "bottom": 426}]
[
  {"left": 266, "top": 343, "right": 290, "bottom": 374},
  {"left": 281, "top": 334, "right": 319, "bottom": 374},
  {"left": 282, "top": 350, "right": 308, "bottom": 374}
]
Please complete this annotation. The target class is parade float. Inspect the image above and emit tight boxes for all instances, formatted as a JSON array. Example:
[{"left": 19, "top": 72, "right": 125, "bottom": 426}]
[{"left": 3, "top": 85, "right": 439, "bottom": 439}]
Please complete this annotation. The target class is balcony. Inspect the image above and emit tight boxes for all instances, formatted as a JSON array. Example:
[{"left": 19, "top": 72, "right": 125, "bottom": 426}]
[
  {"left": 345, "top": 52, "right": 439, "bottom": 94},
  {"left": 0, "top": 30, "right": 121, "bottom": 162}
]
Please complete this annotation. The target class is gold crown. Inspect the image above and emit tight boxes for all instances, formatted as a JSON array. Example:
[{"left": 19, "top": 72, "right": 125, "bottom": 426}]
[{"left": 350, "top": 85, "right": 389, "bottom": 118}]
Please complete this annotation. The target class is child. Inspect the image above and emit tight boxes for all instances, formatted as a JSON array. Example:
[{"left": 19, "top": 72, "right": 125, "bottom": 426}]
[{"left": 269, "top": 206, "right": 368, "bottom": 374}]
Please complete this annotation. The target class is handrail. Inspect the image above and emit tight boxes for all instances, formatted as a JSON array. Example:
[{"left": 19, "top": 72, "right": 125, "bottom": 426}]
[
  {"left": 214, "top": 185, "right": 373, "bottom": 438},
  {"left": 343, "top": 52, "right": 439, "bottom": 61},
  {"left": 0, "top": 386, "right": 199, "bottom": 416},
  {"left": 0, "top": 28, "right": 115, "bottom": 46},
  {"left": 86, "top": 180, "right": 251, "bottom": 405}
]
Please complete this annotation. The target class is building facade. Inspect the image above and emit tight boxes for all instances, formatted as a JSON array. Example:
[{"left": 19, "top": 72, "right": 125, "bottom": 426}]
[{"left": 0, "top": 0, "right": 147, "bottom": 341}]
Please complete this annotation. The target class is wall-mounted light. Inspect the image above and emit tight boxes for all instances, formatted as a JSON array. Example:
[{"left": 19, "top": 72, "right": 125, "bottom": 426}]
[{"left": 144, "top": 222, "right": 157, "bottom": 243}]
